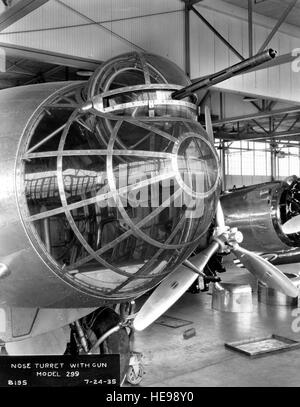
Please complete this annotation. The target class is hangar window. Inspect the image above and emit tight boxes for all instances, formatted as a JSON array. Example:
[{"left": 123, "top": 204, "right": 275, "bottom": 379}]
[
  {"left": 277, "top": 145, "right": 300, "bottom": 178},
  {"left": 241, "top": 141, "right": 254, "bottom": 176},
  {"left": 289, "top": 147, "right": 300, "bottom": 175},
  {"left": 254, "top": 142, "right": 271, "bottom": 176},
  {"left": 226, "top": 141, "right": 242, "bottom": 175},
  {"left": 225, "top": 140, "right": 272, "bottom": 187}
]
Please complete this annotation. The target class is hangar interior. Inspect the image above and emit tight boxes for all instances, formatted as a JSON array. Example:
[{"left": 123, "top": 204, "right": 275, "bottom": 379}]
[
  {"left": 1, "top": 0, "right": 300, "bottom": 189},
  {"left": 1, "top": 0, "right": 300, "bottom": 387}
]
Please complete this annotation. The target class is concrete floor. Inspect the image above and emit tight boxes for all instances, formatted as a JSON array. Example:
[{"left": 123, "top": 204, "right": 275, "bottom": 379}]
[{"left": 131, "top": 265, "right": 300, "bottom": 387}]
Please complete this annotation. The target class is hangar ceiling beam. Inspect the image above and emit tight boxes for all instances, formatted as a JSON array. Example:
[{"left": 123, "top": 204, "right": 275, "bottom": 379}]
[
  {"left": 6, "top": 58, "right": 34, "bottom": 75},
  {"left": 23, "top": 65, "right": 65, "bottom": 85},
  {"left": 216, "top": 129, "right": 300, "bottom": 142},
  {"left": 0, "top": 42, "right": 101, "bottom": 70},
  {"left": 274, "top": 113, "right": 289, "bottom": 131},
  {"left": 252, "top": 119, "right": 268, "bottom": 134},
  {"left": 258, "top": 0, "right": 298, "bottom": 53},
  {"left": 287, "top": 115, "right": 300, "bottom": 131},
  {"left": 0, "top": 0, "right": 49, "bottom": 32},
  {"left": 213, "top": 106, "right": 300, "bottom": 126},
  {"left": 189, "top": 4, "right": 245, "bottom": 61},
  {"left": 55, "top": 0, "right": 146, "bottom": 53},
  {"left": 267, "top": 100, "right": 277, "bottom": 111},
  {"left": 185, "top": 0, "right": 203, "bottom": 6},
  {"left": 241, "top": 129, "right": 300, "bottom": 142},
  {"left": 250, "top": 100, "right": 262, "bottom": 111}
]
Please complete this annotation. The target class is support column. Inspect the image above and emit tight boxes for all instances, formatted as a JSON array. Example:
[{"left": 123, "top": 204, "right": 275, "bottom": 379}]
[
  {"left": 220, "top": 141, "right": 227, "bottom": 191},
  {"left": 248, "top": 0, "right": 253, "bottom": 57},
  {"left": 184, "top": 1, "right": 191, "bottom": 77},
  {"left": 270, "top": 144, "right": 277, "bottom": 181},
  {"left": 219, "top": 93, "right": 226, "bottom": 191}
]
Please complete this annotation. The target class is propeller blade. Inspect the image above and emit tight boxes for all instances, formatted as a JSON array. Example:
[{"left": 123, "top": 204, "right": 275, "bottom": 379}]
[
  {"left": 281, "top": 215, "right": 300, "bottom": 235},
  {"left": 232, "top": 244, "right": 299, "bottom": 298},
  {"left": 215, "top": 201, "right": 226, "bottom": 231},
  {"left": 133, "top": 242, "right": 219, "bottom": 331},
  {"left": 204, "top": 105, "right": 214, "bottom": 144}
]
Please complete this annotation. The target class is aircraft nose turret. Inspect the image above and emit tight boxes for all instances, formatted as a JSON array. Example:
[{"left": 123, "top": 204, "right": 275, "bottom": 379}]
[{"left": 8, "top": 52, "right": 221, "bottom": 306}]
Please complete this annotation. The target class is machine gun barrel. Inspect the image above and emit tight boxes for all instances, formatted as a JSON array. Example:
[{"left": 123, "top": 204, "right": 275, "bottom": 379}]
[{"left": 172, "top": 48, "right": 277, "bottom": 100}]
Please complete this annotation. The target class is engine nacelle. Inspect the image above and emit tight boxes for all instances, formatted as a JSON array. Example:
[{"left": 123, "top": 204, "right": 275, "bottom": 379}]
[{"left": 221, "top": 177, "right": 300, "bottom": 253}]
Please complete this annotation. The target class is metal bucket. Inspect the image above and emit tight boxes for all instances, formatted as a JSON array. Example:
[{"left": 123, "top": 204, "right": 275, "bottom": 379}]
[
  {"left": 212, "top": 282, "right": 253, "bottom": 313},
  {"left": 258, "top": 273, "right": 300, "bottom": 307}
]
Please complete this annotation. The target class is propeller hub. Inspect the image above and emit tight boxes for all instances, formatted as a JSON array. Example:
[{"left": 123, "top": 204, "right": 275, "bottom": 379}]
[{"left": 228, "top": 228, "right": 244, "bottom": 245}]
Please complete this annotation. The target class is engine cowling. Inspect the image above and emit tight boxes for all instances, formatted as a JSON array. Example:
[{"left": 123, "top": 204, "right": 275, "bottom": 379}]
[{"left": 221, "top": 177, "right": 300, "bottom": 253}]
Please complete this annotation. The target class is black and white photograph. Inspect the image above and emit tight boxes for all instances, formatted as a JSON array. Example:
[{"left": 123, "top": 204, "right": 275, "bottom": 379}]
[{"left": 0, "top": 0, "right": 300, "bottom": 395}]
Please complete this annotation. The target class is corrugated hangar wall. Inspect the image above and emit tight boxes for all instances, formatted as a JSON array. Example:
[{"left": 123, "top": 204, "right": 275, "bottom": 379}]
[
  {"left": 0, "top": 0, "right": 300, "bottom": 103},
  {"left": 192, "top": 1, "right": 300, "bottom": 104},
  {"left": 0, "top": 0, "right": 186, "bottom": 64}
]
